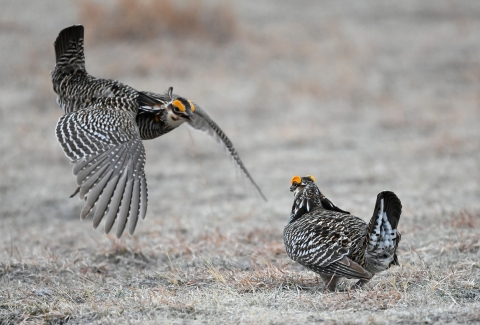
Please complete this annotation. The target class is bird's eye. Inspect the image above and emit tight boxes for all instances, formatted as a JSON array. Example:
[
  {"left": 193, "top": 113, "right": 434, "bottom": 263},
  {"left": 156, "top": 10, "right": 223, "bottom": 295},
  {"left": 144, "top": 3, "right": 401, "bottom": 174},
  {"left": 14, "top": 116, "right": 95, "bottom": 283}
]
[
  {"left": 291, "top": 175, "right": 301, "bottom": 185},
  {"left": 172, "top": 99, "right": 186, "bottom": 114}
]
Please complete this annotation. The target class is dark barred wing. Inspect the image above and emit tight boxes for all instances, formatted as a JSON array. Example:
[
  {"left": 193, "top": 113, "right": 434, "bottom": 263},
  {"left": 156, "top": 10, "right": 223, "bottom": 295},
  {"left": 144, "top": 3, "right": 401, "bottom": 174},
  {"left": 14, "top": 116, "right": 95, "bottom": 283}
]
[
  {"left": 56, "top": 103, "right": 148, "bottom": 237},
  {"left": 301, "top": 243, "right": 372, "bottom": 280},
  {"left": 187, "top": 103, "right": 267, "bottom": 201},
  {"left": 285, "top": 212, "right": 372, "bottom": 280}
]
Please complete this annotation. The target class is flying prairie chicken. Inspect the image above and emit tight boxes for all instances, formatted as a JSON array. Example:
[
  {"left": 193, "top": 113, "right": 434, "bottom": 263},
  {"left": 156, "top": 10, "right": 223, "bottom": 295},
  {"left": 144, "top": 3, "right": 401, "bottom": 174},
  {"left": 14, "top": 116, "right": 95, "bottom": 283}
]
[
  {"left": 52, "top": 25, "right": 266, "bottom": 238},
  {"left": 284, "top": 175, "right": 402, "bottom": 291}
]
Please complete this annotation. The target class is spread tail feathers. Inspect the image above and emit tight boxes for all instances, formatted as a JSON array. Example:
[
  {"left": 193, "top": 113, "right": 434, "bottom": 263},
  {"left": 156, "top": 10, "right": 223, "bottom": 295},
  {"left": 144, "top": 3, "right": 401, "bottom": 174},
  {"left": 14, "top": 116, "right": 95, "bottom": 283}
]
[
  {"left": 54, "top": 25, "right": 85, "bottom": 69},
  {"left": 365, "top": 191, "right": 402, "bottom": 272},
  {"left": 370, "top": 191, "right": 402, "bottom": 231}
]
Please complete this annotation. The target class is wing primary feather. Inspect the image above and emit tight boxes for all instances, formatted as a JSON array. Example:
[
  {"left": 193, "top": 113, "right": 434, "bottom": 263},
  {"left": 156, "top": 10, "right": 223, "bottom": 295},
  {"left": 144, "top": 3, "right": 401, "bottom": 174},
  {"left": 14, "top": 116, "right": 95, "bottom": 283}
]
[
  {"left": 329, "top": 259, "right": 372, "bottom": 280},
  {"left": 78, "top": 162, "right": 111, "bottom": 199},
  {"left": 104, "top": 168, "right": 128, "bottom": 234},
  {"left": 92, "top": 174, "right": 120, "bottom": 229},
  {"left": 309, "top": 256, "right": 372, "bottom": 280},
  {"left": 116, "top": 179, "right": 134, "bottom": 238},
  {"left": 139, "top": 174, "right": 148, "bottom": 220},
  {"left": 102, "top": 148, "right": 131, "bottom": 233},
  {"left": 115, "top": 159, "right": 134, "bottom": 238},
  {"left": 80, "top": 169, "right": 114, "bottom": 220},
  {"left": 78, "top": 145, "right": 127, "bottom": 199},
  {"left": 128, "top": 180, "right": 141, "bottom": 235},
  {"left": 188, "top": 104, "right": 267, "bottom": 201},
  {"left": 75, "top": 150, "right": 111, "bottom": 179},
  {"left": 72, "top": 157, "right": 91, "bottom": 175}
]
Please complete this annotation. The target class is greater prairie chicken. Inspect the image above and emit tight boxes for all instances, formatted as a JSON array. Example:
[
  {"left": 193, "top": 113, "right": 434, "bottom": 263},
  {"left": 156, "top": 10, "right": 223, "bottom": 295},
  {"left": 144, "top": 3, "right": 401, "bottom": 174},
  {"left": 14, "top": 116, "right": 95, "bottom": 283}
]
[
  {"left": 284, "top": 175, "right": 402, "bottom": 291},
  {"left": 52, "top": 25, "right": 266, "bottom": 237}
]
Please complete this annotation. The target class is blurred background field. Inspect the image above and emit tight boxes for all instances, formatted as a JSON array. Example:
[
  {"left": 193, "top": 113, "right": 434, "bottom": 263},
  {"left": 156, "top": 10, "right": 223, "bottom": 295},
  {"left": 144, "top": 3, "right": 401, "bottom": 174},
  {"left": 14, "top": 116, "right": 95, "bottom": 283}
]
[{"left": 0, "top": 0, "right": 479, "bottom": 324}]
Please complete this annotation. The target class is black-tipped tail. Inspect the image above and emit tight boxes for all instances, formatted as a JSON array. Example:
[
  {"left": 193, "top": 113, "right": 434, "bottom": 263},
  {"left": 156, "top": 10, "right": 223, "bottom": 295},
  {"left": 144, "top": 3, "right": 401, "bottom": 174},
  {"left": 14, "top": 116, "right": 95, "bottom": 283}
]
[
  {"left": 365, "top": 191, "right": 402, "bottom": 272},
  {"left": 374, "top": 191, "right": 402, "bottom": 230},
  {"left": 54, "top": 25, "right": 85, "bottom": 64}
]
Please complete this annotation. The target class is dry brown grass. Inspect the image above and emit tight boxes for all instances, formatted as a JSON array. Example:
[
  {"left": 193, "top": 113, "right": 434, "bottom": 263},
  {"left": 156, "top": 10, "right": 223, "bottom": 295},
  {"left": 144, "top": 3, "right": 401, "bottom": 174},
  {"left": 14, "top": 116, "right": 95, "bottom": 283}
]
[
  {"left": 1, "top": 232, "right": 479, "bottom": 324},
  {"left": 78, "top": 0, "right": 237, "bottom": 43},
  {"left": 447, "top": 209, "right": 480, "bottom": 229}
]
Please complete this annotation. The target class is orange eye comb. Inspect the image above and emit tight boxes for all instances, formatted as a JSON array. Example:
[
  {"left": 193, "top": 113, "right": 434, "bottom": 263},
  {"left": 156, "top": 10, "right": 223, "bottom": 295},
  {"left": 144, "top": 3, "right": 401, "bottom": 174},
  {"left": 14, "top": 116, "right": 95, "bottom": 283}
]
[
  {"left": 306, "top": 175, "right": 316, "bottom": 182},
  {"left": 172, "top": 99, "right": 186, "bottom": 112},
  {"left": 291, "top": 175, "right": 301, "bottom": 185},
  {"left": 188, "top": 100, "right": 195, "bottom": 112}
]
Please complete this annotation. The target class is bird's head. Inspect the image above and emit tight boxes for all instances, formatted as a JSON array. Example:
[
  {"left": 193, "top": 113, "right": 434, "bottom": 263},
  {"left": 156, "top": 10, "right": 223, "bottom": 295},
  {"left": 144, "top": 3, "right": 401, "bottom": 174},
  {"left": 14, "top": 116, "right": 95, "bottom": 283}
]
[
  {"left": 290, "top": 175, "right": 316, "bottom": 195},
  {"left": 165, "top": 87, "right": 195, "bottom": 127},
  {"left": 289, "top": 174, "right": 350, "bottom": 217},
  {"left": 288, "top": 175, "right": 318, "bottom": 223}
]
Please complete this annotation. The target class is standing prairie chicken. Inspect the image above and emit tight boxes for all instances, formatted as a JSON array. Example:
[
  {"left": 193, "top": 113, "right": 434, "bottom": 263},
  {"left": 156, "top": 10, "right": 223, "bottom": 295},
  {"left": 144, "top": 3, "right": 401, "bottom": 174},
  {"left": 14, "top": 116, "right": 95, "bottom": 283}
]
[
  {"left": 52, "top": 25, "right": 266, "bottom": 238},
  {"left": 284, "top": 175, "right": 402, "bottom": 291}
]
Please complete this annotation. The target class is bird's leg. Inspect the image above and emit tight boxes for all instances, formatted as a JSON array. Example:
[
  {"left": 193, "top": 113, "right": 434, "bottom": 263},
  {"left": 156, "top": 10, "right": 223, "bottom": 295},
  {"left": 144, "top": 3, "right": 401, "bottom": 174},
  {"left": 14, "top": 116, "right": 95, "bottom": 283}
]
[
  {"left": 321, "top": 274, "right": 340, "bottom": 292},
  {"left": 351, "top": 276, "right": 374, "bottom": 290}
]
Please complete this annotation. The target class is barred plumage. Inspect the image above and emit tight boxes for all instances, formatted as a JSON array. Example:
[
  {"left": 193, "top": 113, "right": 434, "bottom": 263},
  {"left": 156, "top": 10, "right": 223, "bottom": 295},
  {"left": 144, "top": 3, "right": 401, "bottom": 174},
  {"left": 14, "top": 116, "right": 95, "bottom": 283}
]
[
  {"left": 52, "top": 25, "right": 266, "bottom": 237},
  {"left": 284, "top": 175, "right": 402, "bottom": 291},
  {"left": 55, "top": 97, "right": 147, "bottom": 238}
]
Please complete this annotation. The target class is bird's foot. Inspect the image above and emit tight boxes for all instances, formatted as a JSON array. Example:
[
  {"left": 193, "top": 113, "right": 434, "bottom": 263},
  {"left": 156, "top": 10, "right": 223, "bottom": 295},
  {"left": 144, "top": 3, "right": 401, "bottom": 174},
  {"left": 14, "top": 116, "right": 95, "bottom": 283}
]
[{"left": 350, "top": 279, "right": 371, "bottom": 290}]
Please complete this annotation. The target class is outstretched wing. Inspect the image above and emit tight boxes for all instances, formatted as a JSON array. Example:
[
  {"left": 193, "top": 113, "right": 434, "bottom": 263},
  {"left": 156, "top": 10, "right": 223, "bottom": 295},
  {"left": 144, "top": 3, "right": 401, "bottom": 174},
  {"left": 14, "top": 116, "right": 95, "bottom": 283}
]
[
  {"left": 56, "top": 100, "right": 148, "bottom": 237},
  {"left": 187, "top": 103, "right": 267, "bottom": 201}
]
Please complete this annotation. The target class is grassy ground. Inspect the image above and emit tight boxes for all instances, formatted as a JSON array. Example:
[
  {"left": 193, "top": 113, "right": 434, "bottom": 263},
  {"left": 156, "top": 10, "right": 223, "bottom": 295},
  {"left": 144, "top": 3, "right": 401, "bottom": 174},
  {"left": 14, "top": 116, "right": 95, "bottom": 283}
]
[{"left": 0, "top": 0, "right": 479, "bottom": 324}]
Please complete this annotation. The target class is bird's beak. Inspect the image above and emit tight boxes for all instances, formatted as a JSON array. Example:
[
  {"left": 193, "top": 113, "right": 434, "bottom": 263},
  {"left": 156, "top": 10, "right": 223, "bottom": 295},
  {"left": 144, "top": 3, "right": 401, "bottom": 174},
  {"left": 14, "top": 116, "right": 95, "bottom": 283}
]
[
  {"left": 184, "top": 113, "right": 193, "bottom": 122},
  {"left": 291, "top": 184, "right": 305, "bottom": 195}
]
